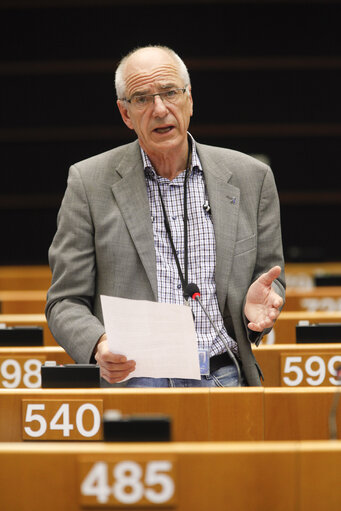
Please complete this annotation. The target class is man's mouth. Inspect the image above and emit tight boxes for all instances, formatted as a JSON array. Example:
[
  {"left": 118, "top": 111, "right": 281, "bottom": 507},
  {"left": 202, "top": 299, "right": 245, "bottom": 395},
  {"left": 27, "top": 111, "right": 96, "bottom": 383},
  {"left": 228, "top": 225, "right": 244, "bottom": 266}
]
[{"left": 153, "top": 126, "right": 174, "bottom": 134}]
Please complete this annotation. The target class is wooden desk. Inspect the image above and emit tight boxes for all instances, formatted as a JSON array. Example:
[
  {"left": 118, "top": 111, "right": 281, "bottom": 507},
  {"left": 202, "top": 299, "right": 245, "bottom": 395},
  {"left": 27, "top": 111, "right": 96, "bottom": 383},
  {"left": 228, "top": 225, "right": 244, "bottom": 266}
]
[
  {"left": 0, "top": 265, "right": 51, "bottom": 291},
  {"left": 285, "top": 262, "right": 341, "bottom": 289},
  {"left": 0, "top": 388, "right": 262, "bottom": 442},
  {"left": 254, "top": 343, "right": 341, "bottom": 387},
  {"left": 264, "top": 387, "right": 341, "bottom": 441},
  {"left": 0, "top": 440, "right": 340, "bottom": 511},
  {"left": 0, "top": 388, "right": 339, "bottom": 443},
  {"left": 0, "top": 314, "right": 56, "bottom": 345},
  {"left": 284, "top": 287, "right": 341, "bottom": 312},
  {"left": 0, "top": 347, "right": 73, "bottom": 389},
  {"left": 0, "top": 290, "right": 47, "bottom": 314},
  {"left": 1, "top": 343, "right": 339, "bottom": 391},
  {"left": 264, "top": 311, "right": 341, "bottom": 343}
]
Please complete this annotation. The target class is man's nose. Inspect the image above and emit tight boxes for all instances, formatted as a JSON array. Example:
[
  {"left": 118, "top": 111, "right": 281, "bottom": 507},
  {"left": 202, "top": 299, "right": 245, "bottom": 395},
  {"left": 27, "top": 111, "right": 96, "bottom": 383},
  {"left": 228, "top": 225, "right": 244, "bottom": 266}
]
[{"left": 152, "top": 94, "right": 168, "bottom": 116}]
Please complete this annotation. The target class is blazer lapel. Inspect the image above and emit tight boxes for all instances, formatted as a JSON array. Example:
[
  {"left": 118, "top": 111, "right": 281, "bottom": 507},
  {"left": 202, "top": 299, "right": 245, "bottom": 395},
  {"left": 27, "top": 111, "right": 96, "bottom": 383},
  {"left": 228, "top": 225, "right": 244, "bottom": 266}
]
[
  {"left": 111, "top": 142, "right": 158, "bottom": 300},
  {"left": 196, "top": 143, "right": 240, "bottom": 312}
]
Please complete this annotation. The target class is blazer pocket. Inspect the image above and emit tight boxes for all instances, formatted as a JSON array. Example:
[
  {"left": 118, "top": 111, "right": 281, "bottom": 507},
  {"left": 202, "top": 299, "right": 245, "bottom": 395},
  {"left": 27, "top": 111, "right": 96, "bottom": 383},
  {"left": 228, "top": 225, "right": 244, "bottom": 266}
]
[{"left": 234, "top": 234, "right": 256, "bottom": 256}]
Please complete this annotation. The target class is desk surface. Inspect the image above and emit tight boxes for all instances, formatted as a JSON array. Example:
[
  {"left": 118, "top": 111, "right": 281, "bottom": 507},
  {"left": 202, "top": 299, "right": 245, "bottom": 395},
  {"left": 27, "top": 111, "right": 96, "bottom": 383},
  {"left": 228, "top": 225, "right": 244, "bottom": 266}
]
[
  {"left": 284, "top": 287, "right": 341, "bottom": 312},
  {"left": 0, "top": 387, "right": 263, "bottom": 443},
  {"left": 254, "top": 343, "right": 341, "bottom": 386},
  {"left": 264, "top": 310, "right": 341, "bottom": 343},
  {"left": 0, "top": 265, "right": 52, "bottom": 290},
  {"left": 0, "top": 387, "right": 340, "bottom": 443},
  {"left": 0, "top": 440, "right": 340, "bottom": 511},
  {"left": 0, "top": 290, "right": 46, "bottom": 313},
  {"left": 0, "top": 313, "right": 56, "bottom": 345}
]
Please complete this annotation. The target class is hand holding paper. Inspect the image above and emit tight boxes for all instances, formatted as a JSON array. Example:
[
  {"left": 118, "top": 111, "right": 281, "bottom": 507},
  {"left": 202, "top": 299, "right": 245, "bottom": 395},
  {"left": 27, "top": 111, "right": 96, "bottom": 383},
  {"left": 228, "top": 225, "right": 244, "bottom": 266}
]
[
  {"left": 94, "top": 333, "right": 136, "bottom": 384},
  {"left": 100, "top": 295, "right": 201, "bottom": 382}
]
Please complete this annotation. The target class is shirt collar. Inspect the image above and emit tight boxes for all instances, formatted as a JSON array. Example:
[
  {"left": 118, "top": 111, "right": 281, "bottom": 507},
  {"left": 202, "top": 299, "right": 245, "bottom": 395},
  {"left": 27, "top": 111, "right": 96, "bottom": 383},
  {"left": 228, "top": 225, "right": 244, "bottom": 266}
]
[{"left": 141, "top": 132, "right": 202, "bottom": 180}]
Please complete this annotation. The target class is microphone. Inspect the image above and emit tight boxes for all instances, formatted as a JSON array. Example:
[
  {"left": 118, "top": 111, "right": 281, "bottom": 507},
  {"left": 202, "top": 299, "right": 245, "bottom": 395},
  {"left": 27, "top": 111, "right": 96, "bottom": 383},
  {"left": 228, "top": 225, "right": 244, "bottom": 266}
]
[
  {"left": 203, "top": 200, "right": 211, "bottom": 213},
  {"left": 184, "top": 283, "right": 242, "bottom": 387},
  {"left": 329, "top": 365, "right": 341, "bottom": 440}
]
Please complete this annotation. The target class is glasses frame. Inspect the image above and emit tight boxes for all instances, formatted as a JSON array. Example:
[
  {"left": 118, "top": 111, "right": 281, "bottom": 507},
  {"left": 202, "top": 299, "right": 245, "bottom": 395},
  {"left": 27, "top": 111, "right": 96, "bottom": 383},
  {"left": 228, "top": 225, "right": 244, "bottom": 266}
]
[{"left": 121, "top": 86, "right": 188, "bottom": 109}]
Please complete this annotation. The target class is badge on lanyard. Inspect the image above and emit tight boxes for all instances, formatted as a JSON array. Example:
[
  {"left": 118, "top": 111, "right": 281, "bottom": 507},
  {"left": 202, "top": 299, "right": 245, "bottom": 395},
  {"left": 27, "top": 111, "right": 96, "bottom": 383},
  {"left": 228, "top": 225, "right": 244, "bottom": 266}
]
[{"left": 198, "top": 349, "right": 210, "bottom": 376}]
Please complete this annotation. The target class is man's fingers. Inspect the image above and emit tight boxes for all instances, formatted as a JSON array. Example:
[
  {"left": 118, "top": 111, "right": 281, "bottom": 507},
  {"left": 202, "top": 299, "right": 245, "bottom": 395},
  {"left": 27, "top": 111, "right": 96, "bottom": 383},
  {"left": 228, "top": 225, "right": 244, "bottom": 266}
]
[
  {"left": 248, "top": 312, "right": 279, "bottom": 332},
  {"left": 258, "top": 265, "right": 282, "bottom": 287},
  {"left": 95, "top": 343, "right": 136, "bottom": 380},
  {"left": 99, "top": 358, "right": 136, "bottom": 383},
  {"left": 103, "top": 360, "right": 136, "bottom": 372},
  {"left": 268, "top": 308, "right": 280, "bottom": 321},
  {"left": 100, "top": 368, "right": 133, "bottom": 384},
  {"left": 99, "top": 357, "right": 135, "bottom": 372},
  {"left": 248, "top": 321, "right": 264, "bottom": 332},
  {"left": 273, "top": 296, "right": 283, "bottom": 309},
  {"left": 101, "top": 352, "right": 128, "bottom": 363}
]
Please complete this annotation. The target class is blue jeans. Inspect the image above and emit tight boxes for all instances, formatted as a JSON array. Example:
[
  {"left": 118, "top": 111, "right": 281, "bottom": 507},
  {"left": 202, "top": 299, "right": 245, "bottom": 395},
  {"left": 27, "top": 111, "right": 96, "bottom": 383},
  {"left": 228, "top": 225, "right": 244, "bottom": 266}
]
[{"left": 101, "top": 363, "right": 247, "bottom": 388}]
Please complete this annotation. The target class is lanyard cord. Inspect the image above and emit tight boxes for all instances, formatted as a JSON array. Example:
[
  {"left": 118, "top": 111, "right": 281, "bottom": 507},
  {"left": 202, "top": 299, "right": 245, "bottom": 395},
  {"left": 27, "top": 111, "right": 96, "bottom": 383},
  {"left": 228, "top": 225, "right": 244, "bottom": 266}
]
[{"left": 155, "top": 137, "right": 192, "bottom": 298}]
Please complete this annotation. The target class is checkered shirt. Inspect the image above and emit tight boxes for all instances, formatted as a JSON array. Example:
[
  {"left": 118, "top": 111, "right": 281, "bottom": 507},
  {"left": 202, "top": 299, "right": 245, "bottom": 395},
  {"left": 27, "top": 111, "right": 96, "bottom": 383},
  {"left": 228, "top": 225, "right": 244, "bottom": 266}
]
[{"left": 142, "top": 134, "right": 238, "bottom": 357}]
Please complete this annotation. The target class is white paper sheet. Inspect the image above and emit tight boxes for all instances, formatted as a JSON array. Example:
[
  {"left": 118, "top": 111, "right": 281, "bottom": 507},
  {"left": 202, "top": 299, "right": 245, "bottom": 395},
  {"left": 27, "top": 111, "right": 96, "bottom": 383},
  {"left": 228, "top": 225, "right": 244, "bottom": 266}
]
[{"left": 100, "top": 295, "right": 201, "bottom": 380}]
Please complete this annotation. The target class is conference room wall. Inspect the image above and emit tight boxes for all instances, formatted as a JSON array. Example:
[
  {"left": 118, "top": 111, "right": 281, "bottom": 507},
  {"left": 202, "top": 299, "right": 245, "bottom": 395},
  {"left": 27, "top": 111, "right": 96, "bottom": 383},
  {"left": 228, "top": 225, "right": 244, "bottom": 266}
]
[{"left": 1, "top": 0, "right": 340, "bottom": 264}]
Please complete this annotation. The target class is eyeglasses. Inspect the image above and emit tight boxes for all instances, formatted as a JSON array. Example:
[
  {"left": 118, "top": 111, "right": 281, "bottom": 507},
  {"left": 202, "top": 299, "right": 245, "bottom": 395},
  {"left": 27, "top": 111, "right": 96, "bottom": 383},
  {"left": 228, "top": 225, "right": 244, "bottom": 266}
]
[{"left": 122, "top": 86, "right": 188, "bottom": 110}]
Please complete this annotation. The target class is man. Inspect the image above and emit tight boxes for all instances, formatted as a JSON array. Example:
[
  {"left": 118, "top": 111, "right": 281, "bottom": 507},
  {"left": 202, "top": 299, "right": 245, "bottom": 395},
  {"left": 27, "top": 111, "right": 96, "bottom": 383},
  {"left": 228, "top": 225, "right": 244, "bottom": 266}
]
[{"left": 46, "top": 45, "right": 285, "bottom": 387}]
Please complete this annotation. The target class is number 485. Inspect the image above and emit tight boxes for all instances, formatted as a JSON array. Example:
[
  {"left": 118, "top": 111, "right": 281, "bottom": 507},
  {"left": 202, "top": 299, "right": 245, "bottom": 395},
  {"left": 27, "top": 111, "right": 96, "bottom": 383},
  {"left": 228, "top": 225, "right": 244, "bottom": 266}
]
[{"left": 81, "top": 460, "right": 175, "bottom": 505}]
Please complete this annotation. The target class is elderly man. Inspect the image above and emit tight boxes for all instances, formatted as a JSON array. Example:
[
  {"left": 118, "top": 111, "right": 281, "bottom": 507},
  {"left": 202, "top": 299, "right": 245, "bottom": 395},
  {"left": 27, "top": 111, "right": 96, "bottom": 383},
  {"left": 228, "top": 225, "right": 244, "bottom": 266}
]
[{"left": 46, "top": 45, "right": 285, "bottom": 387}]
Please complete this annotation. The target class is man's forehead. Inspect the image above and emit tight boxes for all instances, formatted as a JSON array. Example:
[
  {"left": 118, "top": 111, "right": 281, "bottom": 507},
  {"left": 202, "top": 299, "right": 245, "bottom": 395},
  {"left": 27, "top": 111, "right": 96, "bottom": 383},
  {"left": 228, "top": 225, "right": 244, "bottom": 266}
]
[
  {"left": 124, "top": 49, "right": 181, "bottom": 92},
  {"left": 126, "top": 47, "right": 175, "bottom": 69}
]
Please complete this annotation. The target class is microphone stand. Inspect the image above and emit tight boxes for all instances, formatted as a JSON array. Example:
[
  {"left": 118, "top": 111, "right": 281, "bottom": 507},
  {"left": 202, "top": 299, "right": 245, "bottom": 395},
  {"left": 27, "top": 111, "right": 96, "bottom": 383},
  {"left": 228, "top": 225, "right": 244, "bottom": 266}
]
[
  {"left": 329, "top": 365, "right": 341, "bottom": 440},
  {"left": 185, "top": 284, "right": 242, "bottom": 387}
]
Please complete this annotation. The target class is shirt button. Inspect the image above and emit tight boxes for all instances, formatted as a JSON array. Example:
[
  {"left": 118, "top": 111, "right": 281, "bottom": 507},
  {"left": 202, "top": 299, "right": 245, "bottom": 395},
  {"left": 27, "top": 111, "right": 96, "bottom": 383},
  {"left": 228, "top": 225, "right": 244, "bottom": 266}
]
[
  {"left": 172, "top": 216, "right": 176, "bottom": 220},
  {"left": 177, "top": 284, "right": 182, "bottom": 289}
]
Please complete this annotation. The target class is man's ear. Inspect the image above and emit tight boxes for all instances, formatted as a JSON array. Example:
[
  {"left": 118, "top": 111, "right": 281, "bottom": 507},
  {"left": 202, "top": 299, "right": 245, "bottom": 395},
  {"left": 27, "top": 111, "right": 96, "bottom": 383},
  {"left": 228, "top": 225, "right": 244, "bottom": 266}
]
[{"left": 117, "top": 100, "right": 134, "bottom": 130}]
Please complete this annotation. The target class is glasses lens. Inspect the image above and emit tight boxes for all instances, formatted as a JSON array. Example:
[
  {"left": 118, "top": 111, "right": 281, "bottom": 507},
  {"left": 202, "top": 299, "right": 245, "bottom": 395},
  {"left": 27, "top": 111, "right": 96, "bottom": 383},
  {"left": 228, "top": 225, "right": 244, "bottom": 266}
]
[
  {"left": 163, "top": 89, "right": 185, "bottom": 103},
  {"left": 132, "top": 95, "right": 152, "bottom": 109},
  {"left": 130, "top": 88, "right": 185, "bottom": 109}
]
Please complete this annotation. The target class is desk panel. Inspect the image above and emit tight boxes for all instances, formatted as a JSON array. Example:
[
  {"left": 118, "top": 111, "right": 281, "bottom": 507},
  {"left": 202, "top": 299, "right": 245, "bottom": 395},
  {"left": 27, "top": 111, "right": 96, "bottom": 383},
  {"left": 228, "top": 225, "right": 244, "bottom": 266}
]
[
  {"left": 264, "top": 388, "right": 341, "bottom": 441},
  {"left": 264, "top": 311, "right": 341, "bottom": 343},
  {"left": 284, "top": 287, "right": 341, "bottom": 312},
  {"left": 1, "top": 441, "right": 341, "bottom": 511},
  {"left": 254, "top": 343, "right": 341, "bottom": 387},
  {"left": 0, "top": 389, "right": 211, "bottom": 442},
  {"left": 1, "top": 388, "right": 340, "bottom": 443},
  {"left": 0, "top": 441, "right": 301, "bottom": 511},
  {"left": 0, "top": 265, "right": 51, "bottom": 291},
  {"left": 285, "top": 262, "right": 341, "bottom": 289},
  {"left": 0, "top": 314, "right": 57, "bottom": 345},
  {"left": 0, "top": 388, "right": 265, "bottom": 442},
  {"left": 299, "top": 442, "right": 341, "bottom": 511},
  {"left": 0, "top": 290, "right": 46, "bottom": 314},
  {"left": 0, "top": 347, "right": 73, "bottom": 389},
  {"left": 208, "top": 388, "right": 263, "bottom": 440}
]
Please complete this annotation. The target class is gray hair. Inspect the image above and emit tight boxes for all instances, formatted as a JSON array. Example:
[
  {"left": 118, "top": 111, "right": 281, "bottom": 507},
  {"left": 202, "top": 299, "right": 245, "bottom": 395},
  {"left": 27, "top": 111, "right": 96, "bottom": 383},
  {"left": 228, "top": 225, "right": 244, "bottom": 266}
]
[{"left": 115, "top": 45, "right": 191, "bottom": 99}]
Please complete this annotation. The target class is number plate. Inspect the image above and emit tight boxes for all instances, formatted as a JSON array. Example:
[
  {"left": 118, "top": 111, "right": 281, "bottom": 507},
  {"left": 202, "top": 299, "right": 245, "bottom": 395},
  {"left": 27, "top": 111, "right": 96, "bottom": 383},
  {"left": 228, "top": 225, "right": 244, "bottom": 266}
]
[
  {"left": 78, "top": 456, "right": 177, "bottom": 507},
  {"left": 0, "top": 356, "right": 46, "bottom": 388},
  {"left": 22, "top": 399, "right": 103, "bottom": 440},
  {"left": 280, "top": 353, "right": 341, "bottom": 387}
]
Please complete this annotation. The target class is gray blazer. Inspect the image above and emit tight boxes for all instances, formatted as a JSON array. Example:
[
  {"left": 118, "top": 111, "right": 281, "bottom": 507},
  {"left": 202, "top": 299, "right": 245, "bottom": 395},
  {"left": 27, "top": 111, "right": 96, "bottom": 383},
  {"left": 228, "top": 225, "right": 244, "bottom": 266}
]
[{"left": 45, "top": 140, "right": 285, "bottom": 386}]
